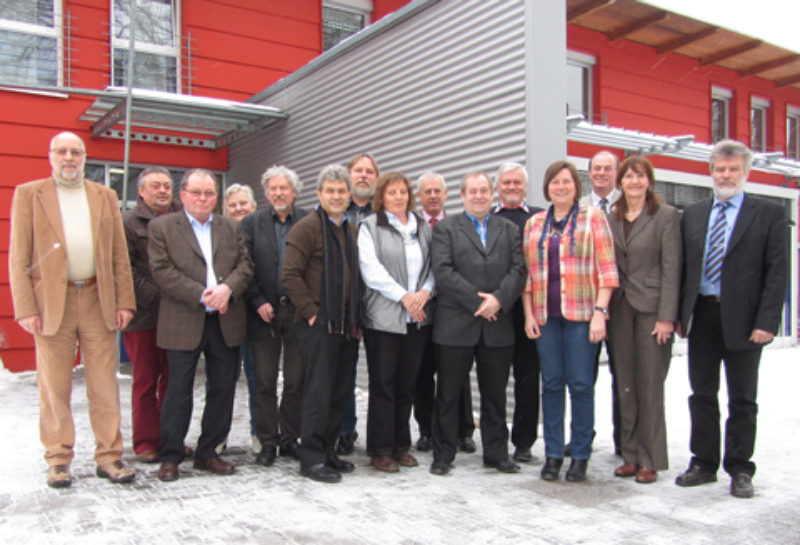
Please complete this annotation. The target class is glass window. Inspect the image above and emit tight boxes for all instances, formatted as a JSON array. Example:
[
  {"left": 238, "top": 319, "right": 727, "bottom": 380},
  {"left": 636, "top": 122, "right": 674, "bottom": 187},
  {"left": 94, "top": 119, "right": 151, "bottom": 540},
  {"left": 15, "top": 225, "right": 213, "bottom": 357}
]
[
  {"left": 567, "top": 51, "right": 595, "bottom": 122},
  {"left": 111, "top": 0, "right": 179, "bottom": 92},
  {"left": 750, "top": 97, "right": 769, "bottom": 153},
  {"left": 786, "top": 107, "right": 799, "bottom": 160},
  {"left": 322, "top": 2, "right": 368, "bottom": 51},
  {"left": 0, "top": 0, "right": 60, "bottom": 86},
  {"left": 711, "top": 86, "right": 732, "bottom": 143}
]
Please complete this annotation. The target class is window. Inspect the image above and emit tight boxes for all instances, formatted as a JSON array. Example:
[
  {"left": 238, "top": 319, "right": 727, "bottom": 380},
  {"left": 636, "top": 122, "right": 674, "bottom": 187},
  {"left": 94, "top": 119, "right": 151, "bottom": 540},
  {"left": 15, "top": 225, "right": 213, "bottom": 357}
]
[
  {"left": 750, "top": 96, "right": 770, "bottom": 153},
  {"left": 0, "top": 0, "right": 60, "bottom": 86},
  {"left": 787, "top": 106, "right": 800, "bottom": 160},
  {"left": 711, "top": 86, "right": 732, "bottom": 143},
  {"left": 322, "top": 1, "right": 371, "bottom": 51},
  {"left": 567, "top": 51, "right": 594, "bottom": 122},
  {"left": 111, "top": 0, "right": 179, "bottom": 92}
]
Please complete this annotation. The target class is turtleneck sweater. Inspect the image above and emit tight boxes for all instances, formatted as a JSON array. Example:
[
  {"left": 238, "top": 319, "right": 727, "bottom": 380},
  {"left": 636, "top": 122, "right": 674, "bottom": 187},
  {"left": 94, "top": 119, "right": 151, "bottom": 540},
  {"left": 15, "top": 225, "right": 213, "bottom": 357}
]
[{"left": 54, "top": 172, "right": 96, "bottom": 281}]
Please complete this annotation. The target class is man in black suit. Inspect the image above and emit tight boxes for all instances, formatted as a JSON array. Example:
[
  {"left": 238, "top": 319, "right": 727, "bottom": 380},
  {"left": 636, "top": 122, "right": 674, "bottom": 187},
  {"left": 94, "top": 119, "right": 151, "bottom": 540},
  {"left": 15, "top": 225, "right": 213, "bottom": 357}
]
[
  {"left": 676, "top": 140, "right": 787, "bottom": 499},
  {"left": 429, "top": 171, "right": 526, "bottom": 475},
  {"left": 241, "top": 166, "right": 309, "bottom": 467}
]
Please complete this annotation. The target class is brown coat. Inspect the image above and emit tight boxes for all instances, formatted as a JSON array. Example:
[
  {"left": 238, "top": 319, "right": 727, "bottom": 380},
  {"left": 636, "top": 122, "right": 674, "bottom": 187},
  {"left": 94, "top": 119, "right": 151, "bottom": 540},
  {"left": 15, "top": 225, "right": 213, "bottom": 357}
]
[
  {"left": 148, "top": 211, "right": 253, "bottom": 351},
  {"left": 9, "top": 177, "right": 135, "bottom": 335}
]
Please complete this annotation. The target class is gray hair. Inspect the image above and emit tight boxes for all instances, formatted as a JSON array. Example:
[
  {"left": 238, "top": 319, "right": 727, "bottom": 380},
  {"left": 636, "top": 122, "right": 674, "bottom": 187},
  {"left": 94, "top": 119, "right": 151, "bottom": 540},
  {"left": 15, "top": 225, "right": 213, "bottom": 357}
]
[
  {"left": 416, "top": 171, "right": 446, "bottom": 193},
  {"left": 260, "top": 165, "right": 303, "bottom": 193},
  {"left": 180, "top": 168, "right": 218, "bottom": 191},
  {"left": 496, "top": 162, "right": 528, "bottom": 183},
  {"left": 709, "top": 139, "right": 753, "bottom": 173},
  {"left": 224, "top": 183, "right": 256, "bottom": 209},
  {"left": 460, "top": 171, "right": 493, "bottom": 193},
  {"left": 137, "top": 166, "right": 172, "bottom": 188},
  {"left": 588, "top": 150, "right": 619, "bottom": 171},
  {"left": 316, "top": 164, "right": 351, "bottom": 192}
]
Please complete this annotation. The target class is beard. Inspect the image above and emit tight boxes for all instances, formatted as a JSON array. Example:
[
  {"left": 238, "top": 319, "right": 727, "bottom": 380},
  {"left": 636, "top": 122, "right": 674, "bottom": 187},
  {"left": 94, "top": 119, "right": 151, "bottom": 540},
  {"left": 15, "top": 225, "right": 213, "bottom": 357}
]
[
  {"left": 714, "top": 182, "right": 744, "bottom": 201},
  {"left": 351, "top": 182, "right": 375, "bottom": 201}
]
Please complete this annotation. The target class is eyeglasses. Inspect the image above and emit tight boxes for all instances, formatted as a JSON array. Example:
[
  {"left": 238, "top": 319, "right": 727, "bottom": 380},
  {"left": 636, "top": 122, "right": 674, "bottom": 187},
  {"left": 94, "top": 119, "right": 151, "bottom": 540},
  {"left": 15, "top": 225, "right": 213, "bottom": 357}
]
[
  {"left": 184, "top": 189, "right": 217, "bottom": 198},
  {"left": 50, "top": 148, "right": 85, "bottom": 157}
]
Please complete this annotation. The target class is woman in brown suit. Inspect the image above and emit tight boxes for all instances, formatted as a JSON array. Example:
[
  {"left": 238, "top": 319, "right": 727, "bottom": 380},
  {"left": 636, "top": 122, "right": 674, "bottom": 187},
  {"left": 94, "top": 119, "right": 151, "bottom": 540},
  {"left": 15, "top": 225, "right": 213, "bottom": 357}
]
[{"left": 607, "top": 156, "right": 681, "bottom": 484}]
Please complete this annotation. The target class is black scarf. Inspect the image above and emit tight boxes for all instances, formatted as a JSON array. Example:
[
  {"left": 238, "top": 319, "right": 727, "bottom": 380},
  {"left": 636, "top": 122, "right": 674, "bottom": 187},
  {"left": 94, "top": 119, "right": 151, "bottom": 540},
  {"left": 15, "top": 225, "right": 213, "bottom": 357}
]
[{"left": 318, "top": 207, "right": 359, "bottom": 338}]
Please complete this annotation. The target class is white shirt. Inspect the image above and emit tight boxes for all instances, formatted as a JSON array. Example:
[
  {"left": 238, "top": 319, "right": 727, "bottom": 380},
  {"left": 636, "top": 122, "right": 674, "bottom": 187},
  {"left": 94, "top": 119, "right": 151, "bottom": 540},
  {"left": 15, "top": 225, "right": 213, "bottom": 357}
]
[{"left": 186, "top": 211, "right": 217, "bottom": 310}]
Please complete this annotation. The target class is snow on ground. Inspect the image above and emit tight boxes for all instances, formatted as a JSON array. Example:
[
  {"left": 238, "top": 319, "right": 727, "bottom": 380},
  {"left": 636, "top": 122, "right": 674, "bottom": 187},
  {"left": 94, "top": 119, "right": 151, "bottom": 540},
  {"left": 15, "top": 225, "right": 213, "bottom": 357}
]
[{"left": 0, "top": 346, "right": 798, "bottom": 545}]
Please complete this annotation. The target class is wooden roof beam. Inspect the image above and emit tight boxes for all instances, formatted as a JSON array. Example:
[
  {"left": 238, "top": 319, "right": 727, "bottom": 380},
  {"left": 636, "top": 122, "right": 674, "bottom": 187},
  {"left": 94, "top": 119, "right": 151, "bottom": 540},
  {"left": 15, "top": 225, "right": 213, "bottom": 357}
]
[
  {"left": 775, "top": 73, "right": 800, "bottom": 88},
  {"left": 740, "top": 54, "right": 800, "bottom": 78},
  {"left": 700, "top": 39, "right": 763, "bottom": 66},
  {"left": 656, "top": 27, "right": 718, "bottom": 55},
  {"left": 567, "top": 0, "right": 614, "bottom": 22},
  {"left": 608, "top": 11, "right": 669, "bottom": 42}
]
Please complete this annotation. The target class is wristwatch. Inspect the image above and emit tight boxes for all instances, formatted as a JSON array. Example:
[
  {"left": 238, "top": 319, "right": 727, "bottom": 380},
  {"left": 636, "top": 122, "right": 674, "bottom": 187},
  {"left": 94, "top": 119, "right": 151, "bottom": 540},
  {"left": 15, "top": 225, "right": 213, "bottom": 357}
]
[{"left": 594, "top": 305, "right": 609, "bottom": 316}]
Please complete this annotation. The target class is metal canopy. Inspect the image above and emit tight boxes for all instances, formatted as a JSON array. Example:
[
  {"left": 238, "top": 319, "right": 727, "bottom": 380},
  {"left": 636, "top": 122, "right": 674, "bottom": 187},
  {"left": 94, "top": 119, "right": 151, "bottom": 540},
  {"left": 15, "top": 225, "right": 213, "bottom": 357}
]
[{"left": 79, "top": 87, "right": 288, "bottom": 149}]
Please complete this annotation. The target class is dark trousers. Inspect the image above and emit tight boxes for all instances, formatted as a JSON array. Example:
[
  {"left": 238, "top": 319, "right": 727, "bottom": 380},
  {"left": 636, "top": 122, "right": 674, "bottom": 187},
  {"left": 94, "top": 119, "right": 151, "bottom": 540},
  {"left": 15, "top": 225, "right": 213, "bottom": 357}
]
[
  {"left": 123, "top": 328, "right": 169, "bottom": 454},
  {"left": 594, "top": 338, "right": 621, "bottom": 451},
  {"left": 510, "top": 300, "right": 540, "bottom": 450},
  {"left": 363, "top": 324, "right": 429, "bottom": 455},
  {"left": 251, "top": 302, "right": 304, "bottom": 448},
  {"left": 687, "top": 297, "right": 762, "bottom": 477},
  {"left": 295, "top": 319, "right": 358, "bottom": 467},
  {"left": 160, "top": 314, "right": 239, "bottom": 464},
  {"left": 414, "top": 339, "right": 474, "bottom": 439},
  {"left": 432, "top": 338, "right": 512, "bottom": 465}
]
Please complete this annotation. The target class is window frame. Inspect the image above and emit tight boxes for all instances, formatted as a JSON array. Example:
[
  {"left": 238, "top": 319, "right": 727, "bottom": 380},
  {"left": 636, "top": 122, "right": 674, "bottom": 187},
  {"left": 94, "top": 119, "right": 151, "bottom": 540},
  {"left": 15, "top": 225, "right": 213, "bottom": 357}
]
[
  {"left": 322, "top": 0, "right": 372, "bottom": 51},
  {"left": 786, "top": 105, "right": 800, "bottom": 160},
  {"left": 567, "top": 50, "right": 595, "bottom": 122},
  {"left": 711, "top": 85, "right": 732, "bottom": 144},
  {"left": 110, "top": 0, "right": 181, "bottom": 93},
  {"left": 750, "top": 95, "right": 770, "bottom": 153},
  {"left": 0, "top": 0, "right": 63, "bottom": 86}
]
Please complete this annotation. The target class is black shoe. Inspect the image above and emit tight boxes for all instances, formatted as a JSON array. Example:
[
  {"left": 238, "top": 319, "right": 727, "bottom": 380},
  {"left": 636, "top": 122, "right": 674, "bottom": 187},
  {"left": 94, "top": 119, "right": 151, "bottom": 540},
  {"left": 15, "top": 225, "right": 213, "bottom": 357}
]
[
  {"left": 279, "top": 441, "right": 300, "bottom": 460},
  {"left": 459, "top": 436, "right": 477, "bottom": 453},
  {"left": 730, "top": 473, "right": 754, "bottom": 498},
  {"left": 675, "top": 463, "right": 717, "bottom": 487},
  {"left": 484, "top": 459, "right": 520, "bottom": 473},
  {"left": 513, "top": 447, "right": 533, "bottom": 463},
  {"left": 416, "top": 435, "right": 432, "bottom": 452},
  {"left": 565, "top": 459, "right": 588, "bottom": 482},
  {"left": 301, "top": 462, "right": 341, "bottom": 483},
  {"left": 336, "top": 431, "right": 358, "bottom": 455},
  {"left": 430, "top": 460, "right": 451, "bottom": 476},
  {"left": 255, "top": 446, "right": 277, "bottom": 467},
  {"left": 327, "top": 455, "right": 355, "bottom": 473},
  {"left": 540, "top": 457, "right": 563, "bottom": 481}
]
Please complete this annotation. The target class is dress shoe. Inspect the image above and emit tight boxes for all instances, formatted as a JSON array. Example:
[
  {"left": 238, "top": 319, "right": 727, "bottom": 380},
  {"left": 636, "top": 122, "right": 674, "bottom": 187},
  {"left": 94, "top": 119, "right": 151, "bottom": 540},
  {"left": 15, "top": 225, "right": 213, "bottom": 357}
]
[
  {"left": 327, "top": 455, "right": 355, "bottom": 473},
  {"left": 484, "top": 459, "right": 521, "bottom": 473},
  {"left": 675, "top": 463, "right": 717, "bottom": 487},
  {"left": 193, "top": 457, "right": 235, "bottom": 475},
  {"left": 47, "top": 464, "right": 72, "bottom": 489},
  {"left": 255, "top": 446, "right": 277, "bottom": 467},
  {"left": 614, "top": 463, "right": 638, "bottom": 477},
  {"left": 96, "top": 460, "right": 135, "bottom": 484},
  {"left": 565, "top": 459, "right": 588, "bottom": 482},
  {"left": 635, "top": 467, "right": 657, "bottom": 484},
  {"left": 336, "top": 431, "right": 358, "bottom": 455},
  {"left": 459, "top": 436, "right": 477, "bottom": 453},
  {"left": 540, "top": 457, "right": 563, "bottom": 481},
  {"left": 392, "top": 450, "right": 419, "bottom": 467},
  {"left": 137, "top": 449, "right": 159, "bottom": 464},
  {"left": 429, "top": 460, "right": 451, "bottom": 476},
  {"left": 302, "top": 462, "right": 341, "bottom": 483},
  {"left": 158, "top": 461, "right": 179, "bottom": 482},
  {"left": 371, "top": 455, "right": 400, "bottom": 472},
  {"left": 279, "top": 441, "right": 301, "bottom": 460},
  {"left": 513, "top": 447, "right": 533, "bottom": 463},
  {"left": 416, "top": 435, "right": 432, "bottom": 452},
  {"left": 730, "top": 473, "right": 754, "bottom": 498}
]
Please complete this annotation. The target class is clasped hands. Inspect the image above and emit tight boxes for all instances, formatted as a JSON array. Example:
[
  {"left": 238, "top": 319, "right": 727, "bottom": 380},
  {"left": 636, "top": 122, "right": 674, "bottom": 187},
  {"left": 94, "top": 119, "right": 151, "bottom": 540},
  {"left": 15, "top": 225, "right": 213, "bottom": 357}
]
[
  {"left": 203, "top": 283, "right": 232, "bottom": 314},
  {"left": 401, "top": 290, "right": 431, "bottom": 322},
  {"left": 474, "top": 292, "right": 501, "bottom": 322}
]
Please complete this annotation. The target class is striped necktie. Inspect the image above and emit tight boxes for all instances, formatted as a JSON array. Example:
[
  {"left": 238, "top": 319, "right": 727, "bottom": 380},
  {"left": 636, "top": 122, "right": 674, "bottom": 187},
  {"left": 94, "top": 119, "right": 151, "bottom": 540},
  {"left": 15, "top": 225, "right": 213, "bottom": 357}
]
[
  {"left": 704, "top": 201, "right": 731, "bottom": 285},
  {"left": 599, "top": 197, "right": 608, "bottom": 214}
]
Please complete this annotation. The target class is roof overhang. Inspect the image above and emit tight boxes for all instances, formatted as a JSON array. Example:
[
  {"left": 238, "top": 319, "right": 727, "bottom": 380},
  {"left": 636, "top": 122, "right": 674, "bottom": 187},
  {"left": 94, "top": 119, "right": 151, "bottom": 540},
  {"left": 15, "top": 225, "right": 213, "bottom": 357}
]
[{"left": 79, "top": 87, "right": 288, "bottom": 149}]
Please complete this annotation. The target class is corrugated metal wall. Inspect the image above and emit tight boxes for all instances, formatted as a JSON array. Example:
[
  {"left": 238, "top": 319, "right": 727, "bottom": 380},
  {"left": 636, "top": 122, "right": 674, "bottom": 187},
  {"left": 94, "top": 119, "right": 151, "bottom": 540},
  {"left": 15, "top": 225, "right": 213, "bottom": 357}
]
[{"left": 228, "top": 0, "right": 527, "bottom": 210}]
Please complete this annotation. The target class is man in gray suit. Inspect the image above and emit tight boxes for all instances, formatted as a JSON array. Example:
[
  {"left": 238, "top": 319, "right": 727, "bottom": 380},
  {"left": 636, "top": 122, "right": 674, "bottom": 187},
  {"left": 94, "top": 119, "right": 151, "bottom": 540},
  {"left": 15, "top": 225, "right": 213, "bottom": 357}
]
[
  {"left": 429, "top": 171, "right": 526, "bottom": 475},
  {"left": 148, "top": 169, "right": 254, "bottom": 482}
]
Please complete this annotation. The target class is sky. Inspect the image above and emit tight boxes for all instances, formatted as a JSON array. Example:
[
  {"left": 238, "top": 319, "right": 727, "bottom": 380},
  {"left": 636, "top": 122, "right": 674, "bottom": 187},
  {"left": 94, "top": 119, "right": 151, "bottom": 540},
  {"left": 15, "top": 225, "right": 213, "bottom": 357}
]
[{"left": 645, "top": 0, "right": 800, "bottom": 52}]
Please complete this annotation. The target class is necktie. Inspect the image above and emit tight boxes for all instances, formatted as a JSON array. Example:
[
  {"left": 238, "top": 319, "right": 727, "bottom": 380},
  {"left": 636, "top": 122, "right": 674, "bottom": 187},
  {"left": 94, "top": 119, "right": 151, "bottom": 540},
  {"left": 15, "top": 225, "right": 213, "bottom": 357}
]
[
  {"left": 599, "top": 197, "right": 608, "bottom": 214},
  {"left": 704, "top": 202, "right": 730, "bottom": 285},
  {"left": 429, "top": 217, "right": 437, "bottom": 230}
]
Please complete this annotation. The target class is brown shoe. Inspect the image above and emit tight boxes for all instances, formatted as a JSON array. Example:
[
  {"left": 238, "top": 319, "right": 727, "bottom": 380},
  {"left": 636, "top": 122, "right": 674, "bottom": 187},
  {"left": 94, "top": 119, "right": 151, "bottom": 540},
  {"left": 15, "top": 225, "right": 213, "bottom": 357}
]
[
  {"left": 137, "top": 449, "right": 159, "bottom": 464},
  {"left": 96, "top": 460, "right": 135, "bottom": 484},
  {"left": 47, "top": 464, "right": 72, "bottom": 489},
  {"left": 392, "top": 450, "right": 419, "bottom": 467},
  {"left": 158, "top": 461, "right": 179, "bottom": 482},
  {"left": 635, "top": 467, "right": 657, "bottom": 484},
  {"left": 193, "top": 456, "right": 235, "bottom": 475},
  {"left": 371, "top": 455, "right": 400, "bottom": 472},
  {"left": 614, "top": 463, "right": 638, "bottom": 477}
]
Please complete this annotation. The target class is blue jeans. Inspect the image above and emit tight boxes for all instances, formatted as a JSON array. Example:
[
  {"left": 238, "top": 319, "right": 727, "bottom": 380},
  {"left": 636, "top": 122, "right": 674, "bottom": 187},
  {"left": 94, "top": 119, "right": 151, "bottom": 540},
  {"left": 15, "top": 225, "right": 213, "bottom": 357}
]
[{"left": 536, "top": 317, "right": 597, "bottom": 460}]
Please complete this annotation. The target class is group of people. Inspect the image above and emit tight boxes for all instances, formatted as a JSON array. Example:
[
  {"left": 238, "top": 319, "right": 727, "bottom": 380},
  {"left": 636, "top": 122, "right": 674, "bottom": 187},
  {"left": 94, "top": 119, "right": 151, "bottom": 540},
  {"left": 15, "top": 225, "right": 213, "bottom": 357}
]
[{"left": 10, "top": 132, "right": 786, "bottom": 501}]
